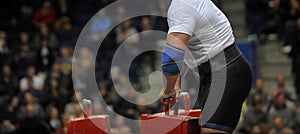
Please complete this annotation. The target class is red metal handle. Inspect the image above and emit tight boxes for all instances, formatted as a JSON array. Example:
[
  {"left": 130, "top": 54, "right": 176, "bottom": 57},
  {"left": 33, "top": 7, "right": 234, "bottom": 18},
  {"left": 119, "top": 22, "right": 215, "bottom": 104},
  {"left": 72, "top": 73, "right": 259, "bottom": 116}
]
[{"left": 164, "top": 101, "right": 171, "bottom": 115}]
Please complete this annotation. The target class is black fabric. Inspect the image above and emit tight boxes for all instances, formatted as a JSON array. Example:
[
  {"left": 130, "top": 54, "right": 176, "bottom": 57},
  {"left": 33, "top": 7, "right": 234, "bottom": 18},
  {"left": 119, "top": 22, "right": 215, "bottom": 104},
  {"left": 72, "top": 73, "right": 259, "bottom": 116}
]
[{"left": 196, "top": 44, "right": 253, "bottom": 132}]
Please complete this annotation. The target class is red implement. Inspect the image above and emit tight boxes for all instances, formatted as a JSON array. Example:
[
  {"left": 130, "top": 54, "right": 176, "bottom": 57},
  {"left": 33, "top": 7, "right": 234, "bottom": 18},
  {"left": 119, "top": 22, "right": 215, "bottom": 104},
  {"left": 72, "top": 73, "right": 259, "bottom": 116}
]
[
  {"left": 141, "top": 92, "right": 202, "bottom": 134},
  {"left": 67, "top": 115, "right": 110, "bottom": 134}
]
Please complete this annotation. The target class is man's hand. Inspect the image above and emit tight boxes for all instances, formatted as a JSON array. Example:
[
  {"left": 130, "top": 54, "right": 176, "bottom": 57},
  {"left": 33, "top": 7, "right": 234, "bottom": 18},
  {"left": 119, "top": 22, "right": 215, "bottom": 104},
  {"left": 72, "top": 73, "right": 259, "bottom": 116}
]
[
  {"left": 160, "top": 89, "right": 178, "bottom": 104},
  {"left": 160, "top": 76, "right": 181, "bottom": 104}
]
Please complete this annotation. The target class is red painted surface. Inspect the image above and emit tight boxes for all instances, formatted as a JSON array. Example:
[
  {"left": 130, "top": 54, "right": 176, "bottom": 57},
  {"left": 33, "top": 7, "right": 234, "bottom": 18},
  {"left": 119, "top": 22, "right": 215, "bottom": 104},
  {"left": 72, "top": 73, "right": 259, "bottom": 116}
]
[
  {"left": 140, "top": 109, "right": 202, "bottom": 134},
  {"left": 67, "top": 115, "right": 110, "bottom": 134}
]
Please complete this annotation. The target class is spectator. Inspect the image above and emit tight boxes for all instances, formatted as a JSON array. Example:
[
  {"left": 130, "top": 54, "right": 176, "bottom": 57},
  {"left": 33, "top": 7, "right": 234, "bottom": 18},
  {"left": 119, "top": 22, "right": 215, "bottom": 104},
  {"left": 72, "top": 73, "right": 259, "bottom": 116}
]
[
  {"left": 110, "top": 115, "right": 131, "bottom": 134},
  {"left": 19, "top": 66, "right": 44, "bottom": 91},
  {"left": 116, "top": 20, "right": 139, "bottom": 44},
  {"left": 46, "top": 106, "right": 62, "bottom": 133},
  {"left": 37, "top": 39, "right": 54, "bottom": 71},
  {"left": 285, "top": 0, "right": 300, "bottom": 22},
  {"left": 92, "top": 102, "right": 105, "bottom": 115},
  {"left": 69, "top": 104, "right": 83, "bottom": 119},
  {"left": 99, "top": 83, "right": 113, "bottom": 106},
  {"left": 54, "top": 16, "right": 73, "bottom": 44},
  {"left": 14, "top": 45, "right": 36, "bottom": 77},
  {"left": 32, "top": 1, "right": 56, "bottom": 28},
  {"left": 44, "top": 79, "right": 63, "bottom": 112},
  {"left": 54, "top": 114, "right": 69, "bottom": 134},
  {"left": 268, "top": 92, "right": 296, "bottom": 128},
  {"left": 0, "top": 96, "right": 19, "bottom": 134},
  {"left": 64, "top": 91, "right": 82, "bottom": 116},
  {"left": 26, "top": 77, "right": 44, "bottom": 104},
  {"left": 18, "top": 92, "right": 45, "bottom": 119},
  {"left": 250, "top": 125, "right": 264, "bottom": 134},
  {"left": 269, "top": 116, "right": 294, "bottom": 134},
  {"left": 271, "top": 74, "right": 297, "bottom": 102},
  {"left": 0, "top": 31, "right": 12, "bottom": 66},
  {"left": 54, "top": 0, "right": 73, "bottom": 19},
  {"left": 0, "top": 65, "right": 18, "bottom": 103},
  {"left": 18, "top": 104, "right": 49, "bottom": 134},
  {"left": 44, "top": 62, "right": 62, "bottom": 90},
  {"left": 248, "top": 78, "right": 268, "bottom": 106},
  {"left": 57, "top": 46, "right": 72, "bottom": 74},
  {"left": 242, "top": 100, "right": 268, "bottom": 133},
  {"left": 1, "top": 96, "right": 19, "bottom": 120},
  {"left": 43, "top": 62, "right": 71, "bottom": 107},
  {"left": 33, "top": 24, "right": 58, "bottom": 50},
  {"left": 114, "top": 5, "right": 126, "bottom": 24},
  {"left": 89, "top": 9, "right": 112, "bottom": 41},
  {"left": 13, "top": 32, "right": 32, "bottom": 55},
  {"left": 109, "top": 73, "right": 130, "bottom": 104},
  {"left": 0, "top": 119, "right": 17, "bottom": 134}
]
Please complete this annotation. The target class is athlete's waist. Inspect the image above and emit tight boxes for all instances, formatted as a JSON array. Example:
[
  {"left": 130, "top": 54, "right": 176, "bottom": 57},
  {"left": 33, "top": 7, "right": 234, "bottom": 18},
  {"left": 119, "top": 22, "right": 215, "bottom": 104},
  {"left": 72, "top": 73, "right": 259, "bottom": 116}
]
[{"left": 197, "top": 43, "right": 242, "bottom": 70}]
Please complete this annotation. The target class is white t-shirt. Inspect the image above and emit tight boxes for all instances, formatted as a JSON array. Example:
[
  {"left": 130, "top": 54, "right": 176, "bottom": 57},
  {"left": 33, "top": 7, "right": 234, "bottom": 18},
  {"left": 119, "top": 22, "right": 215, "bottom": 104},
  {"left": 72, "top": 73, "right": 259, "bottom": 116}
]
[{"left": 167, "top": 0, "right": 235, "bottom": 68}]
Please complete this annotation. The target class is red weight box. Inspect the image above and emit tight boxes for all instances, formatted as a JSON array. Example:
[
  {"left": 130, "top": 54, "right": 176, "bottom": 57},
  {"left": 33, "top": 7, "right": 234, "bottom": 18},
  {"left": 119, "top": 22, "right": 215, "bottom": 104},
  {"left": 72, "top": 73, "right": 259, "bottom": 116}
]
[
  {"left": 141, "top": 92, "right": 201, "bottom": 134},
  {"left": 141, "top": 109, "right": 201, "bottom": 134},
  {"left": 67, "top": 115, "right": 110, "bottom": 134}
]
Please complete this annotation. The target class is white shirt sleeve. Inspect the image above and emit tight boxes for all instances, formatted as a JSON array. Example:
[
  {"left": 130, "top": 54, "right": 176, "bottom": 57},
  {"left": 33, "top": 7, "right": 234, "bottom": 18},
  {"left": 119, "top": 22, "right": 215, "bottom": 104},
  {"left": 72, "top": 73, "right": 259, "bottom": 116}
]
[{"left": 167, "top": 2, "right": 199, "bottom": 36}]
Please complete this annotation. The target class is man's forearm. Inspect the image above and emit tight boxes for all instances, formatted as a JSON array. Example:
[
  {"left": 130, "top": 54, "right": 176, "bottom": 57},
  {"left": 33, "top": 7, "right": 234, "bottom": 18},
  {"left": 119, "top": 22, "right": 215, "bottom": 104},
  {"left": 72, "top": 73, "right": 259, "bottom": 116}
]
[{"left": 163, "top": 74, "right": 179, "bottom": 94}]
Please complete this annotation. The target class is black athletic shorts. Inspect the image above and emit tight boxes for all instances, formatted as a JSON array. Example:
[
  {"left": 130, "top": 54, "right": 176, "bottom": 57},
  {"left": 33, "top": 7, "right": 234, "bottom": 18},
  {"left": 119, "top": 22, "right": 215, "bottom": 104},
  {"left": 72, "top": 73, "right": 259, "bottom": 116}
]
[{"left": 196, "top": 44, "right": 253, "bottom": 133}]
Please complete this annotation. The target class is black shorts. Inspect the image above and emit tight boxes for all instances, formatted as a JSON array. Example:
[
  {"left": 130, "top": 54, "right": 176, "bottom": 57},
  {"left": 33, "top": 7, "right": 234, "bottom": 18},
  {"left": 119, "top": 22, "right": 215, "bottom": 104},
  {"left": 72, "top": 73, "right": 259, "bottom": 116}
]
[{"left": 196, "top": 44, "right": 253, "bottom": 133}]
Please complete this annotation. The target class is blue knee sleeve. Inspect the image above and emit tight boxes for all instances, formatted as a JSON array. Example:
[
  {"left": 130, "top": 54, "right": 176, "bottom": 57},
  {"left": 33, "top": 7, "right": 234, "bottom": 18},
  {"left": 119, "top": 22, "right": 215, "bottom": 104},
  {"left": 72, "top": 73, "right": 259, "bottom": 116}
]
[{"left": 161, "top": 44, "right": 184, "bottom": 75}]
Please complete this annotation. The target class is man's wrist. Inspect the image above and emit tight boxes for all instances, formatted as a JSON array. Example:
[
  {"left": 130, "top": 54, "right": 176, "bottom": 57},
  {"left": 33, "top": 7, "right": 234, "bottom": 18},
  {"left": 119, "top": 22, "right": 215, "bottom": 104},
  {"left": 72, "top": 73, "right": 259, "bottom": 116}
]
[{"left": 163, "top": 89, "right": 174, "bottom": 94}]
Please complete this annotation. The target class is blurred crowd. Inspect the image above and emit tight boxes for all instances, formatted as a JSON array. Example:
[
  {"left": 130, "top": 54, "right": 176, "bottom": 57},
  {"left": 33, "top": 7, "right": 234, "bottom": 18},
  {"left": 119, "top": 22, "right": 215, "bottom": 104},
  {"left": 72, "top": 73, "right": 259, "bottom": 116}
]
[
  {"left": 245, "top": 0, "right": 300, "bottom": 98},
  {"left": 235, "top": 75, "right": 300, "bottom": 134},
  {"left": 0, "top": 0, "right": 171, "bottom": 133},
  {"left": 244, "top": 0, "right": 300, "bottom": 133},
  {"left": 0, "top": 0, "right": 299, "bottom": 134}
]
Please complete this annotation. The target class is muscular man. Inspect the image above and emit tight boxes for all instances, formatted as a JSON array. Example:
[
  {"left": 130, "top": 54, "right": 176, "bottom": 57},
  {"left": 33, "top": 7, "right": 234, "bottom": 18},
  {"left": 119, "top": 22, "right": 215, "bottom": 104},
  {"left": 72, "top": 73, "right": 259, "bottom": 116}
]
[{"left": 160, "top": 0, "right": 253, "bottom": 133}]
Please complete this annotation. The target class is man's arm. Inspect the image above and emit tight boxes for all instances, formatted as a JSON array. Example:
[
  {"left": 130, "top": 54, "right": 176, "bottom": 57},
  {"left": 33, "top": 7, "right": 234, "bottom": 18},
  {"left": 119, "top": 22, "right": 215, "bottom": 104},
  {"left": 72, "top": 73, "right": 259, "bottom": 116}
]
[{"left": 160, "top": 32, "right": 190, "bottom": 103}]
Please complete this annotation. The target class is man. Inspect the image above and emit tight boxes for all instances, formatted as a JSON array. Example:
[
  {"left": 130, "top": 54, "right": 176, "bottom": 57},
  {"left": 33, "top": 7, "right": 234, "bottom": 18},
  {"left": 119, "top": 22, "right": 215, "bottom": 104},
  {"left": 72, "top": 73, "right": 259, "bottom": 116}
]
[{"left": 160, "top": 0, "right": 253, "bottom": 133}]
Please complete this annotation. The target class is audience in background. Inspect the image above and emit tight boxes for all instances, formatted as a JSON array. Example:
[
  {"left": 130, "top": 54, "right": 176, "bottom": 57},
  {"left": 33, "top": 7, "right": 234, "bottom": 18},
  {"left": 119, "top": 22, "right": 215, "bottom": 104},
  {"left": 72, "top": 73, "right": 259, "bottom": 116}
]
[
  {"left": 247, "top": 78, "right": 269, "bottom": 106},
  {"left": 46, "top": 106, "right": 62, "bottom": 133},
  {"left": 268, "top": 92, "right": 296, "bottom": 128},
  {"left": 0, "top": 0, "right": 299, "bottom": 133},
  {"left": 0, "top": 96, "right": 19, "bottom": 134},
  {"left": 242, "top": 100, "right": 267, "bottom": 133},
  {"left": 19, "top": 66, "right": 44, "bottom": 92},
  {"left": 18, "top": 104, "right": 49, "bottom": 134},
  {"left": 271, "top": 74, "right": 297, "bottom": 102},
  {"left": 269, "top": 116, "right": 294, "bottom": 134},
  {"left": 0, "top": 31, "right": 11, "bottom": 66},
  {"left": 14, "top": 32, "right": 33, "bottom": 56},
  {"left": 0, "top": 65, "right": 18, "bottom": 103},
  {"left": 33, "top": 24, "right": 58, "bottom": 51}
]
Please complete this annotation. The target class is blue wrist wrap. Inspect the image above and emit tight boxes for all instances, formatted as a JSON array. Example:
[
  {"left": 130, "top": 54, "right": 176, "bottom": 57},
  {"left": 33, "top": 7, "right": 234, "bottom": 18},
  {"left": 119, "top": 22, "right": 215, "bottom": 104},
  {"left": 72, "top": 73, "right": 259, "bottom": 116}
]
[{"left": 161, "top": 44, "right": 184, "bottom": 75}]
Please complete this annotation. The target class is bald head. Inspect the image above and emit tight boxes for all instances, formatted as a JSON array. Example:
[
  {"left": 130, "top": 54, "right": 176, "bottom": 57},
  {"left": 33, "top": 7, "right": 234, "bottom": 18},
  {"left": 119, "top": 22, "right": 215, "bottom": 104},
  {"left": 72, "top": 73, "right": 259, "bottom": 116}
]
[{"left": 276, "top": 74, "right": 285, "bottom": 88}]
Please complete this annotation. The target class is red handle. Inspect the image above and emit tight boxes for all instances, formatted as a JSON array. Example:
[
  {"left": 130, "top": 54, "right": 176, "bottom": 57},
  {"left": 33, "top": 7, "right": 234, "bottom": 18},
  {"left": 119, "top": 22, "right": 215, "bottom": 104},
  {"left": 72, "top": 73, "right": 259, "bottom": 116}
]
[{"left": 164, "top": 101, "right": 170, "bottom": 115}]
